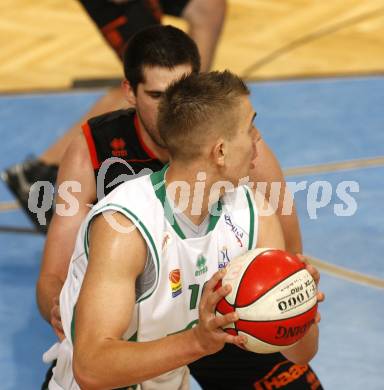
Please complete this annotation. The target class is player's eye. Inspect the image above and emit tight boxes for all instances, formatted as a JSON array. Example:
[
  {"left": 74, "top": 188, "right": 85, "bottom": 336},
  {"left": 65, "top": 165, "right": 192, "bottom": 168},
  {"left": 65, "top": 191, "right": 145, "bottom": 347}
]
[{"left": 148, "top": 92, "right": 163, "bottom": 99}]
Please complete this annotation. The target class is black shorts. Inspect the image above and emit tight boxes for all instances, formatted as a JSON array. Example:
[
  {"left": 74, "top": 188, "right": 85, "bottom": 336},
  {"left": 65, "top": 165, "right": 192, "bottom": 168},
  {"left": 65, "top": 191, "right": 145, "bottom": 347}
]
[
  {"left": 189, "top": 344, "right": 324, "bottom": 389},
  {"left": 78, "top": 0, "right": 190, "bottom": 58},
  {"left": 43, "top": 348, "right": 323, "bottom": 390}
]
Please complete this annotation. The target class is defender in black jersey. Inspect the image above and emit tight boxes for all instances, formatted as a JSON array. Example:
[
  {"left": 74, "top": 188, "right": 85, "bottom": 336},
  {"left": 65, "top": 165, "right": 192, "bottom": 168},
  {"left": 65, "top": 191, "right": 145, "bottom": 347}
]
[
  {"left": 82, "top": 109, "right": 163, "bottom": 194},
  {"left": 37, "top": 26, "right": 320, "bottom": 389}
]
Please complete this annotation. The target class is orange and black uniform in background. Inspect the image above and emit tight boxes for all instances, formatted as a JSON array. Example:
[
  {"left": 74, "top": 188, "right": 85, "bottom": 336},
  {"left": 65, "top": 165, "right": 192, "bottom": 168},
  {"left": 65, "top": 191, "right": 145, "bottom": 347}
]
[
  {"left": 82, "top": 109, "right": 163, "bottom": 195},
  {"left": 77, "top": 0, "right": 190, "bottom": 58}
]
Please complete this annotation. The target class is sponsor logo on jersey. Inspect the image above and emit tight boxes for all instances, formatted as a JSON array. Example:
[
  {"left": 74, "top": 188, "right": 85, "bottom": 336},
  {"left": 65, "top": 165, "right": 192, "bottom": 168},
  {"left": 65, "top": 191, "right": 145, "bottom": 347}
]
[
  {"left": 218, "top": 246, "right": 231, "bottom": 269},
  {"left": 169, "top": 269, "right": 182, "bottom": 298},
  {"left": 253, "top": 360, "right": 321, "bottom": 389},
  {"left": 195, "top": 255, "right": 208, "bottom": 276},
  {"left": 110, "top": 137, "right": 128, "bottom": 157},
  {"left": 224, "top": 214, "right": 245, "bottom": 247}
]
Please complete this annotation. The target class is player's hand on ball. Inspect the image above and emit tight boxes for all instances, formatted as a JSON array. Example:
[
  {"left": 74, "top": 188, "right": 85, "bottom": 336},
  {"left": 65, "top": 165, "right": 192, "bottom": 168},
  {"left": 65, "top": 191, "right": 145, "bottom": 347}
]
[
  {"left": 193, "top": 269, "right": 246, "bottom": 355},
  {"left": 297, "top": 254, "right": 325, "bottom": 304},
  {"left": 50, "top": 296, "right": 65, "bottom": 341},
  {"left": 297, "top": 254, "right": 320, "bottom": 283}
]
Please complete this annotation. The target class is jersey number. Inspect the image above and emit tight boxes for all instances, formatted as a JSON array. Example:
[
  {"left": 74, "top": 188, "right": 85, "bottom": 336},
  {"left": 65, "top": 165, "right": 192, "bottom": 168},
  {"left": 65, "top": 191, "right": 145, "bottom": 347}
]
[{"left": 188, "top": 282, "right": 207, "bottom": 310}]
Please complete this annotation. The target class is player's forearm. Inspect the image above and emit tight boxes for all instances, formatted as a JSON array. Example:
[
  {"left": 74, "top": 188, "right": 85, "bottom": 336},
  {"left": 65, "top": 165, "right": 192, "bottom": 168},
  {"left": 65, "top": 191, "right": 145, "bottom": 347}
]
[
  {"left": 249, "top": 139, "right": 303, "bottom": 254},
  {"left": 183, "top": 0, "right": 226, "bottom": 71},
  {"left": 73, "top": 328, "right": 205, "bottom": 389},
  {"left": 282, "top": 323, "right": 319, "bottom": 365},
  {"left": 278, "top": 207, "right": 303, "bottom": 254},
  {"left": 273, "top": 180, "right": 302, "bottom": 254},
  {"left": 36, "top": 275, "right": 63, "bottom": 322}
]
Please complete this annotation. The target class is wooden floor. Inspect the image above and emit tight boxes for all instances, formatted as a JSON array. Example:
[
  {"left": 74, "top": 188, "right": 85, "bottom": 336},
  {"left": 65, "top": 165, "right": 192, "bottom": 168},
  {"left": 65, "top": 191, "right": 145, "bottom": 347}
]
[{"left": 1, "top": 0, "right": 384, "bottom": 92}]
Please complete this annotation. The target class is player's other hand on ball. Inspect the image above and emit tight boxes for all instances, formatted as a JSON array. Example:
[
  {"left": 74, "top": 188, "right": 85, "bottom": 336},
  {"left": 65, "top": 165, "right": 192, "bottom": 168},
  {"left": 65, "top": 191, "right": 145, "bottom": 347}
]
[
  {"left": 192, "top": 269, "right": 246, "bottom": 355},
  {"left": 50, "top": 296, "right": 65, "bottom": 341},
  {"left": 297, "top": 254, "right": 325, "bottom": 305},
  {"left": 296, "top": 254, "right": 320, "bottom": 284}
]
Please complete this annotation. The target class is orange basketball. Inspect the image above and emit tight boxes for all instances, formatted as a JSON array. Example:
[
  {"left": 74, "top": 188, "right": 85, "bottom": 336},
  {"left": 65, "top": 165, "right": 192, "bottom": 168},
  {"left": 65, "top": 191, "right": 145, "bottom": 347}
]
[{"left": 216, "top": 248, "right": 318, "bottom": 353}]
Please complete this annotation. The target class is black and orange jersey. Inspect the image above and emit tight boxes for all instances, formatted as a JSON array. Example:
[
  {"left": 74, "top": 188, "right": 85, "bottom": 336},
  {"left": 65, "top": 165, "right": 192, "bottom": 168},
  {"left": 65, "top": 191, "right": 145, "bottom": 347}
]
[{"left": 82, "top": 109, "right": 164, "bottom": 197}]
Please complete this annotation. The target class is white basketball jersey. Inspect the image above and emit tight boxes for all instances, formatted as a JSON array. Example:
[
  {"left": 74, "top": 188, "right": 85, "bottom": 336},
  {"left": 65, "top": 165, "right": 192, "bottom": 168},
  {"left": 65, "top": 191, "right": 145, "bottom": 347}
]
[{"left": 49, "top": 166, "right": 258, "bottom": 390}]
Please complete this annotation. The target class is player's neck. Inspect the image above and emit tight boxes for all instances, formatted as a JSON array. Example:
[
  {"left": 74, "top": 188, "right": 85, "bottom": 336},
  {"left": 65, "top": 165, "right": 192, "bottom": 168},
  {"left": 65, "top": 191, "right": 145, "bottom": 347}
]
[{"left": 165, "top": 162, "right": 223, "bottom": 226}]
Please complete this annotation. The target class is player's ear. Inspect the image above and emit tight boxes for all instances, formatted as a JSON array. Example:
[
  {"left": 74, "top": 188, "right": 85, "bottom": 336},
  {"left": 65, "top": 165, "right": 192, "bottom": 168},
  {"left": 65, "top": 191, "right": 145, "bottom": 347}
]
[
  {"left": 122, "top": 79, "right": 136, "bottom": 106},
  {"left": 212, "top": 138, "right": 226, "bottom": 167}
]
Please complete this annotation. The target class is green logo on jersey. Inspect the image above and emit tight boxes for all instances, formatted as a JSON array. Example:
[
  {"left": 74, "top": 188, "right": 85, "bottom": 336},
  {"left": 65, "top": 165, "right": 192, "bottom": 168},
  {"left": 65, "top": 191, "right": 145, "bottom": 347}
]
[{"left": 195, "top": 255, "right": 208, "bottom": 276}]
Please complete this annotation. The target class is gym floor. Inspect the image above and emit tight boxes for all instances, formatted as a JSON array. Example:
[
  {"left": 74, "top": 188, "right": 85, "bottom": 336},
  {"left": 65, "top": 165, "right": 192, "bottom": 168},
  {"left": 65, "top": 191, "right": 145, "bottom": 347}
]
[{"left": 1, "top": 1, "right": 383, "bottom": 389}]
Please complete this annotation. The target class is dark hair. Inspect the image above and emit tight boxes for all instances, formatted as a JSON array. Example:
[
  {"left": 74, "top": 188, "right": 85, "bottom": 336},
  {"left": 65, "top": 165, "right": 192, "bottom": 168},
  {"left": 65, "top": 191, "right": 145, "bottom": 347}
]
[
  {"left": 123, "top": 25, "right": 201, "bottom": 92},
  {"left": 158, "top": 71, "right": 250, "bottom": 161}
]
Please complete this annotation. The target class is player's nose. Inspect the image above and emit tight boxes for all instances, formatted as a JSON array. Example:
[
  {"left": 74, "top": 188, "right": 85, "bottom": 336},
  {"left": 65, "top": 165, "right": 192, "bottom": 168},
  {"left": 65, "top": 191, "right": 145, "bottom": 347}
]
[{"left": 253, "top": 126, "right": 262, "bottom": 143}]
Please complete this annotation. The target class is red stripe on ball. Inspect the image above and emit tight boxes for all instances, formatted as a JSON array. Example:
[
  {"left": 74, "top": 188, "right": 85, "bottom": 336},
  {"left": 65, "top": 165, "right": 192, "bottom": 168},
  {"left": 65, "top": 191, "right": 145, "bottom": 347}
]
[
  {"left": 216, "top": 295, "right": 234, "bottom": 315},
  {"left": 237, "top": 304, "right": 317, "bottom": 346},
  {"left": 236, "top": 250, "right": 305, "bottom": 307},
  {"left": 224, "top": 328, "right": 238, "bottom": 336},
  {"left": 215, "top": 279, "right": 235, "bottom": 316}
]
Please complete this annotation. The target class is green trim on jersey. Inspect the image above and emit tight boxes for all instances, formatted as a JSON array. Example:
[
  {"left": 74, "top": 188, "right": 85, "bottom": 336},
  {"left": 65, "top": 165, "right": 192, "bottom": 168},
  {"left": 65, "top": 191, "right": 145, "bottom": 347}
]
[
  {"left": 207, "top": 201, "right": 222, "bottom": 232},
  {"left": 83, "top": 203, "right": 160, "bottom": 303},
  {"left": 150, "top": 165, "right": 186, "bottom": 239},
  {"left": 128, "top": 332, "right": 138, "bottom": 342},
  {"left": 71, "top": 304, "right": 77, "bottom": 343},
  {"left": 150, "top": 165, "right": 223, "bottom": 239},
  {"left": 245, "top": 187, "right": 255, "bottom": 250}
]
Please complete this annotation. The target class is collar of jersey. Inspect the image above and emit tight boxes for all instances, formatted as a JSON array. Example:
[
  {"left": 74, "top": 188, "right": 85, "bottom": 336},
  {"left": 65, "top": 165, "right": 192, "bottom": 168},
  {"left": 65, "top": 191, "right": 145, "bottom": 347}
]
[{"left": 150, "top": 164, "right": 223, "bottom": 239}]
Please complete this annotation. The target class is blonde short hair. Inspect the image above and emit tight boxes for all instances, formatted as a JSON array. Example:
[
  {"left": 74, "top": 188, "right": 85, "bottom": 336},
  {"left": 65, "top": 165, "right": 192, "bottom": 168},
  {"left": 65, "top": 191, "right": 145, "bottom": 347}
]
[{"left": 158, "top": 70, "right": 250, "bottom": 161}]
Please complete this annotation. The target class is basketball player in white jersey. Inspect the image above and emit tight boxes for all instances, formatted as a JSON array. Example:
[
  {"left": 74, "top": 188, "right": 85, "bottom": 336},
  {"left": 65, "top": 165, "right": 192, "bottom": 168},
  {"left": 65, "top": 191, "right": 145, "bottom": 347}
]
[{"left": 49, "top": 71, "right": 322, "bottom": 389}]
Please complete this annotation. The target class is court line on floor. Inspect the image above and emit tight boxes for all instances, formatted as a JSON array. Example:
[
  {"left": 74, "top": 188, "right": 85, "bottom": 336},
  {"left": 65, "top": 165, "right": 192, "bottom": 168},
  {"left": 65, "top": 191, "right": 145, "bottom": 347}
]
[
  {"left": 2, "top": 72, "right": 384, "bottom": 94},
  {"left": 308, "top": 255, "right": 384, "bottom": 289},
  {"left": 283, "top": 156, "right": 384, "bottom": 177},
  {"left": 0, "top": 201, "right": 20, "bottom": 211},
  {"left": 0, "top": 225, "right": 39, "bottom": 234},
  {"left": 241, "top": 6, "right": 384, "bottom": 78}
]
